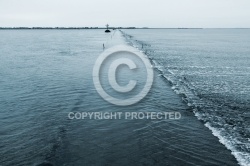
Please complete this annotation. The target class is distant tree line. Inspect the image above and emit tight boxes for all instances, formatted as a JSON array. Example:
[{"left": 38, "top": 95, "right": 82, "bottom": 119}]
[{"left": 0, "top": 27, "right": 137, "bottom": 29}]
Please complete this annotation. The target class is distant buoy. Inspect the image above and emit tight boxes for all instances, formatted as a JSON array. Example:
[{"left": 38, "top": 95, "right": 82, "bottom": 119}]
[{"left": 105, "top": 24, "right": 111, "bottom": 33}]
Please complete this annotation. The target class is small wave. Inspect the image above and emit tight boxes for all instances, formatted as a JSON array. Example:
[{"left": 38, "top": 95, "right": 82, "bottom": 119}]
[
  {"left": 205, "top": 122, "right": 250, "bottom": 166},
  {"left": 35, "top": 162, "right": 54, "bottom": 166},
  {"left": 121, "top": 30, "right": 250, "bottom": 166}
]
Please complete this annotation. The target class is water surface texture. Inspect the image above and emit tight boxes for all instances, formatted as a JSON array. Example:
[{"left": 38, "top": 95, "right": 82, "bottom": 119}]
[
  {"left": 123, "top": 29, "right": 250, "bottom": 166},
  {"left": 0, "top": 29, "right": 248, "bottom": 166}
]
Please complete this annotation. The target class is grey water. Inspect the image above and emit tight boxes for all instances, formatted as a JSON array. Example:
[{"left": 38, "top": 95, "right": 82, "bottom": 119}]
[
  {"left": 122, "top": 29, "right": 250, "bottom": 166},
  {"left": 0, "top": 29, "right": 248, "bottom": 166}
]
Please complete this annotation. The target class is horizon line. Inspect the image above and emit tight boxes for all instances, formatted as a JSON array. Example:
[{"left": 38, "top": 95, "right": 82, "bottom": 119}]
[{"left": 0, "top": 27, "right": 250, "bottom": 29}]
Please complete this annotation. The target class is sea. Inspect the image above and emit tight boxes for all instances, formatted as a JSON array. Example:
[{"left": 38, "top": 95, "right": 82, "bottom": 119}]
[{"left": 0, "top": 29, "right": 249, "bottom": 166}]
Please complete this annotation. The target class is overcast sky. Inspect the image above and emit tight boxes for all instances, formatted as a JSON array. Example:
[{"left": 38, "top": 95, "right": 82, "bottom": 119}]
[{"left": 0, "top": 0, "right": 249, "bottom": 28}]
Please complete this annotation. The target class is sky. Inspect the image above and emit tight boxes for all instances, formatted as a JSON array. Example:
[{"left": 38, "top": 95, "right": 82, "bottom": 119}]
[{"left": 0, "top": 0, "right": 250, "bottom": 28}]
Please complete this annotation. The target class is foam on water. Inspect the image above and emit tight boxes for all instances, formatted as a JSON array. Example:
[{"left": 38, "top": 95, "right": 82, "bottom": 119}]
[
  {"left": 0, "top": 29, "right": 247, "bottom": 166},
  {"left": 121, "top": 29, "right": 250, "bottom": 166},
  {"left": 205, "top": 122, "right": 250, "bottom": 166}
]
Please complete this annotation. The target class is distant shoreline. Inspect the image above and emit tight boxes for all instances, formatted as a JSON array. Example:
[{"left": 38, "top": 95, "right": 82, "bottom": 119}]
[
  {"left": 1, "top": 27, "right": 249, "bottom": 30},
  {"left": 0, "top": 27, "right": 138, "bottom": 30},
  {"left": 0, "top": 27, "right": 202, "bottom": 30}
]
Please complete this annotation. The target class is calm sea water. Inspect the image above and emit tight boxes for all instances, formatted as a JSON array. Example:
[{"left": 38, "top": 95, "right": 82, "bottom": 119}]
[{"left": 0, "top": 29, "right": 249, "bottom": 166}]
